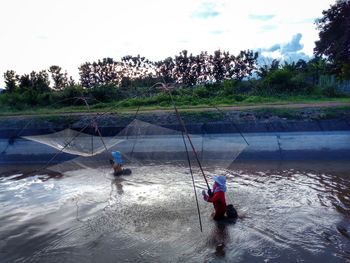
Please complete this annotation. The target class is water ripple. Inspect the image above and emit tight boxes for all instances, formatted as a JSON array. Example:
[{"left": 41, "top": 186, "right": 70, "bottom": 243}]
[{"left": 0, "top": 164, "right": 350, "bottom": 262}]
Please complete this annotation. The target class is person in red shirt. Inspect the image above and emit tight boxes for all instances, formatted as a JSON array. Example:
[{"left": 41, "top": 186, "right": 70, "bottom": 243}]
[{"left": 202, "top": 175, "right": 227, "bottom": 220}]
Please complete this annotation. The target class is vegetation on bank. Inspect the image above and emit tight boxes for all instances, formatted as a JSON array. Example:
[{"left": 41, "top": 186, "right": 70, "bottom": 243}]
[
  {"left": 0, "top": 1, "right": 349, "bottom": 115},
  {"left": 1, "top": 90, "right": 349, "bottom": 117},
  {"left": 1, "top": 57, "right": 349, "bottom": 115},
  {"left": 0, "top": 73, "right": 350, "bottom": 116}
]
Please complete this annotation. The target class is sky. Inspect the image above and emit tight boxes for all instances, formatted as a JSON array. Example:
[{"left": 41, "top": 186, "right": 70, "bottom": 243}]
[{"left": 0, "top": 0, "right": 336, "bottom": 86}]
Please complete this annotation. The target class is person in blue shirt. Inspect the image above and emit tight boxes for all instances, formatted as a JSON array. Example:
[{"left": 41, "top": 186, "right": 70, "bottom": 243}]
[{"left": 110, "top": 151, "right": 123, "bottom": 175}]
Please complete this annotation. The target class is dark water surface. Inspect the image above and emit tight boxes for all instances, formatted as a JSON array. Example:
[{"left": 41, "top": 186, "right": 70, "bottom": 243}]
[{"left": 1, "top": 162, "right": 350, "bottom": 262}]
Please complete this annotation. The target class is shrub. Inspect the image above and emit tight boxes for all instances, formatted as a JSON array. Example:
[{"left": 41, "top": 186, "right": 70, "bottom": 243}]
[
  {"left": 234, "top": 80, "right": 256, "bottom": 94},
  {"left": 154, "top": 92, "right": 171, "bottom": 104},
  {"left": 0, "top": 92, "right": 26, "bottom": 110},
  {"left": 233, "top": 94, "right": 246, "bottom": 101},
  {"left": 88, "top": 84, "right": 122, "bottom": 103},
  {"left": 194, "top": 86, "right": 211, "bottom": 98},
  {"left": 222, "top": 80, "right": 236, "bottom": 96},
  {"left": 263, "top": 69, "right": 293, "bottom": 92},
  {"left": 22, "top": 90, "right": 39, "bottom": 106},
  {"left": 62, "top": 85, "right": 84, "bottom": 101},
  {"left": 320, "top": 84, "right": 339, "bottom": 97},
  {"left": 37, "top": 92, "right": 52, "bottom": 106}
]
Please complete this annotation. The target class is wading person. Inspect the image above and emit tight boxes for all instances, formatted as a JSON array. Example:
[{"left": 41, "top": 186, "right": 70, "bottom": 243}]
[
  {"left": 110, "top": 151, "right": 123, "bottom": 176},
  {"left": 202, "top": 175, "right": 227, "bottom": 220}
]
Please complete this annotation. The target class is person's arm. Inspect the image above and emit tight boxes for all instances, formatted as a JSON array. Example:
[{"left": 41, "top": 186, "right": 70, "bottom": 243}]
[{"left": 203, "top": 191, "right": 220, "bottom": 203}]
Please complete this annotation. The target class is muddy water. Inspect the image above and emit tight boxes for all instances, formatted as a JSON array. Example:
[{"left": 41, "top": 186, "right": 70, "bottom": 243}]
[{"left": 0, "top": 163, "right": 350, "bottom": 263}]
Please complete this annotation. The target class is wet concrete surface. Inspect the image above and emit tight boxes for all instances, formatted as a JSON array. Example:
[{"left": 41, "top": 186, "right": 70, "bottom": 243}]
[{"left": 1, "top": 131, "right": 349, "bottom": 164}]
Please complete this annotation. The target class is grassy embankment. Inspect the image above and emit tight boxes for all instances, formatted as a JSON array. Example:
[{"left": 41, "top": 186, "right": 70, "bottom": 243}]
[{"left": 1, "top": 93, "right": 350, "bottom": 117}]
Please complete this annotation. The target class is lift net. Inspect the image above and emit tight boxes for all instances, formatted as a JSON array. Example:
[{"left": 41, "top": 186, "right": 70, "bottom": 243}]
[
  {"left": 24, "top": 119, "right": 247, "bottom": 175},
  {"left": 115, "top": 119, "right": 247, "bottom": 169},
  {"left": 23, "top": 128, "right": 124, "bottom": 157}
]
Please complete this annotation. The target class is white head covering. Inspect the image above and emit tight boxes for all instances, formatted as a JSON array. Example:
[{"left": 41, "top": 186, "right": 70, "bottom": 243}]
[{"left": 213, "top": 175, "right": 227, "bottom": 192}]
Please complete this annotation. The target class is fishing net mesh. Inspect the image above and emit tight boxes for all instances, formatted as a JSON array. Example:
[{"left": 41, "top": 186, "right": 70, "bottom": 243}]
[
  {"left": 116, "top": 119, "right": 247, "bottom": 169},
  {"left": 23, "top": 119, "right": 247, "bottom": 175},
  {"left": 23, "top": 128, "right": 124, "bottom": 157}
]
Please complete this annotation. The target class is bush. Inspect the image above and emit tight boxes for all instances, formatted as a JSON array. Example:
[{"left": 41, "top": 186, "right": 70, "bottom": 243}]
[
  {"left": 159, "top": 101, "right": 170, "bottom": 107},
  {"left": 0, "top": 92, "right": 27, "bottom": 110},
  {"left": 47, "top": 85, "right": 85, "bottom": 106},
  {"left": 320, "top": 84, "right": 339, "bottom": 97},
  {"left": 61, "top": 85, "right": 85, "bottom": 104},
  {"left": 233, "top": 94, "right": 246, "bottom": 101},
  {"left": 22, "top": 90, "right": 39, "bottom": 106},
  {"left": 194, "top": 86, "right": 211, "bottom": 98},
  {"left": 37, "top": 92, "right": 51, "bottom": 106},
  {"left": 153, "top": 92, "right": 171, "bottom": 104},
  {"left": 222, "top": 80, "right": 236, "bottom": 96},
  {"left": 259, "top": 69, "right": 313, "bottom": 95},
  {"left": 176, "top": 95, "right": 197, "bottom": 105},
  {"left": 290, "top": 73, "right": 314, "bottom": 94},
  {"left": 88, "top": 84, "right": 122, "bottom": 103},
  {"left": 204, "top": 82, "right": 222, "bottom": 94},
  {"left": 263, "top": 69, "right": 293, "bottom": 92},
  {"left": 234, "top": 80, "right": 256, "bottom": 94}
]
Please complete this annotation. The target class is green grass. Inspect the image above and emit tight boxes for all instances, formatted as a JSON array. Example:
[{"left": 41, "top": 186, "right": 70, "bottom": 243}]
[
  {"left": 320, "top": 106, "right": 350, "bottom": 119},
  {"left": 0, "top": 94, "right": 350, "bottom": 117},
  {"left": 248, "top": 105, "right": 350, "bottom": 120},
  {"left": 249, "top": 108, "right": 303, "bottom": 119}
]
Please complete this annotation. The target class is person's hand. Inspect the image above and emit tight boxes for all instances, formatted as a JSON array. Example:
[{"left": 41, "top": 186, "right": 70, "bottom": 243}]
[{"left": 202, "top": 190, "right": 206, "bottom": 196}]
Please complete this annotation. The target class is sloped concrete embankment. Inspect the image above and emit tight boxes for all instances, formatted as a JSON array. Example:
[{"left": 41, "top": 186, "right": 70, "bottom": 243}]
[{"left": 1, "top": 109, "right": 350, "bottom": 165}]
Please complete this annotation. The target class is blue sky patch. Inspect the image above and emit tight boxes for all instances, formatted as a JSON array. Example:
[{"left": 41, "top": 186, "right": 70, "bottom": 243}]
[
  {"left": 249, "top": 14, "right": 275, "bottom": 21},
  {"left": 209, "top": 30, "right": 224, "bottom": 35},
  {"left": 192, "top": 2, "right": 220, "bottom": 19},
  {"left": 193, "top": 10, "right": 220, "bottom": 19}
]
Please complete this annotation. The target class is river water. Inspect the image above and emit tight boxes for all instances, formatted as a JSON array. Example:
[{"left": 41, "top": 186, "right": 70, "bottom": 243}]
[{"left": 0, "top": 162, "right": 350, "bottom": 262}]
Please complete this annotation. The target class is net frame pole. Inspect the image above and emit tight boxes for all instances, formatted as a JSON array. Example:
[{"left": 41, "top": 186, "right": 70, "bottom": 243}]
[
  {"left": 80, "top": 95, "right": 109, "bottom": 154},
  {"left": 168, "top": 91, "right": 211, "bottom": 191},
  {"left": 181, "top": 131, "right": 203, "bottom": 232}
]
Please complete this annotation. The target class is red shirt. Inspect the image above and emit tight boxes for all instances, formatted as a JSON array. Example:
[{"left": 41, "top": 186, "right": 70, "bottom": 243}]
[{"left": 205, "top": 190, "right": 227, "bottom": 220}]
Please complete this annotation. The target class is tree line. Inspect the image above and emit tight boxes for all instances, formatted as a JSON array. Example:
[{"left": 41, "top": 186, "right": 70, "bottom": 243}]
[
  {"left": 3, "top": 49, "right": 258, "bottom": 92},
  {"left": 0, "top": 0, "right": 349, "bottom": 109}
]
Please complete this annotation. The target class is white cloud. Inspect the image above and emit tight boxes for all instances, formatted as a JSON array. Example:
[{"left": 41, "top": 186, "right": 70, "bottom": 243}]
[
  {"left": 0, "top": 0, "right": 335, "bottom": 86},
  {"left": 257, "top": 33, "right": 312, "bottom": 65}
]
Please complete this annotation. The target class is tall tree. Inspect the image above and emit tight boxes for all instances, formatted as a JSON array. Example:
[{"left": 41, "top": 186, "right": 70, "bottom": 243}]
[
  {"left": 79, "top": 58, "right": 121, "bottom": 88},
  {"left": 306, "top": 57, "right": 328, "bottom": 85},
  {"left": 120, "top": 55, "right": 155, "bottom": 87},
  {"left": 49, "top": 65, "right": 68, "bottom": 90},
  {"left": 67, "top": 76, "right": 76, "bottom": 86},
  {"left": 79, "top": 62, "right": 93, "bottom": 88},
  {"left": 155, "top": 57, "right": 175, "bottom": 83},
  {"left": 17, "top": 74, "right": 32, "bottom": 91},
  {"left": 17, "top": 71, "right": 50, "bottom": 92},
  {"left": 31, "top": 70, "right": 51, "bottom": 92},
  {"left": 3, "top": 70, "right": 18, "bottom": 92},
  {"left": 212, "top": 50, "right": 226, "bottom": 83},
  {"left": 174, "top": 50, "right": 191, "bottom": 86},
  {"left": 257, "top": 59, "right": 280, "bottom": 78},
  {"left": 228, "top": 50, "right": 258, "bottom": 80},
  {"left": 197, "top": 51, "right": 212, "bottom": 83},
  {"left": 314, "top": 0, "right": 350, "bottom": 78}
]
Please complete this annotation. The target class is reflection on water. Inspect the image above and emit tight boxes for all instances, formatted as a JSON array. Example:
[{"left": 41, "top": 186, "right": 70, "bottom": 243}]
[
  {"left": 0, "top": 163, "right": 350, "bottom": 262},
  {"left": 207, "top": 222, "right": 230, "bottom": 258}
]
